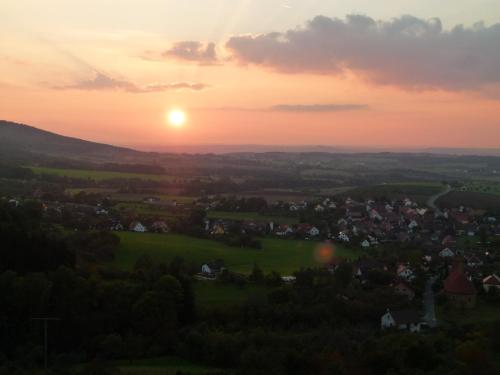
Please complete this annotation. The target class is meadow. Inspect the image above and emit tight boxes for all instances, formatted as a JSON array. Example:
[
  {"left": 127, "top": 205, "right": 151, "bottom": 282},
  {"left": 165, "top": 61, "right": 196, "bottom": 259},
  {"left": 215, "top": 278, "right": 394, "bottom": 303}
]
[
  {"left": 206, "top": 210, "right": 298, "bottom": 224},
  {"left": 113, "top": 232, "right": 361, "bottom": 274},
  {"left": 31, "top": 166, "right": 177, "bottom": 181}
]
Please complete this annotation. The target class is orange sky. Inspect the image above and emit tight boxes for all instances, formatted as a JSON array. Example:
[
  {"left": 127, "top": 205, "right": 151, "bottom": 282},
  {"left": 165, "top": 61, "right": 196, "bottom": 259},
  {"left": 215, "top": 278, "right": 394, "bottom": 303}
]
[{"left": 1, "top": 1, "right": 500, "bottom": 148}]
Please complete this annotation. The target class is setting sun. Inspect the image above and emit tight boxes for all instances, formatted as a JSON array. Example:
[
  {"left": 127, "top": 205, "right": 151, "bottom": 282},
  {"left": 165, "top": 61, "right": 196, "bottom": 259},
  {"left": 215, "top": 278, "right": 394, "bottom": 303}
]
[{"left": 168, "top": 110, "right": 186, "bottom": 127}]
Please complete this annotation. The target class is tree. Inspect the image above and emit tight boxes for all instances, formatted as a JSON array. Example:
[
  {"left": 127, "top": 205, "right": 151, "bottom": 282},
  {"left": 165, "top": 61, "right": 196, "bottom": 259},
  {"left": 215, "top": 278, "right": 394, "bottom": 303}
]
[{"left": 249, "top": 263, "right": 265, "bottom": 284}]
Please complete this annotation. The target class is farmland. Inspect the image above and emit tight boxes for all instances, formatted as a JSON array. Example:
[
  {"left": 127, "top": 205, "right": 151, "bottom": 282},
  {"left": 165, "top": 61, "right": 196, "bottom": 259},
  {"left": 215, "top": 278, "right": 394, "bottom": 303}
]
[
  {"left": 30, "top": 166, "right": 183, "bottom": 182},
  {"left": 206, "top": 210, "right": 298, "bottom": 224},
  {"left": 113, "top": 232, "right": 360, "bottom": 274}
]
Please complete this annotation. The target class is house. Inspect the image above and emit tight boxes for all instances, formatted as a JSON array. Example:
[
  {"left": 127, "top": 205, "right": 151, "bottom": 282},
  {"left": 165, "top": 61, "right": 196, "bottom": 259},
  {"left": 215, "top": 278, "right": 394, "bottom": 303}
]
[
  {"left": 393, "top": 281, "right": 416, "bottom": 300},
  {"left": 443, "top": 257, "right": 477, "bottom": 308},
  {"left": 439, "top": 248, "right": 455, "bottom": 258},
  {"left": 143, "top": 196, "right": 160, "bottom": 203},
  {"left": 314, "top": 204, "right": 325, "bottom": 212},
  {"left": 483, "top": 274, "right": 500, "bottom": 292},
  {"left": 281, "top": 276, "right": 296, "bottom": 284},
  {"left": 338, "top": 232, "right": 350, "bottom": 242},
  {"left": 151, "top": 220, "right": 169, "bottom": 233},
  {"left": 275, "top": 224, "right": 293, "bottom": 236},
  {"left": 361, "top": 239, "right": 370, "bottom": 248},
  {"left": 211, "top": 224, "right": 225, "bottom": 235},
  {"left": 308, "top": 226, "right": 320, "bottom": 236},
  {"left": 111, "top": 222, "right": 124, "bottom": 231},
  {"left": 465, "top": 254, "right": 483, "bottom": 268},
  {"left": 397, "top": 264, "right": 416, "bottom": 282},
  {"left": 201, "top": 259, "right": 225, "bottom": 276},
  {"left": 381, "top": 309, "right": 423, "bottom": 332},
  {"left": 129, "top": 221, "right": 146, "bottom": 232}
]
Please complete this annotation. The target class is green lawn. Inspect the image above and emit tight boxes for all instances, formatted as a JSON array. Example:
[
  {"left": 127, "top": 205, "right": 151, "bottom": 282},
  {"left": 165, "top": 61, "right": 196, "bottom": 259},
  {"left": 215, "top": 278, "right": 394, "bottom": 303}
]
[
  {"left": 31, "top": 166, "right": 177, "bottom": 182},
  {"left": 113, "top": 232, "right": 360, "bottom": 274},
  {"left": 207, "top": 210, "right": 298, "bottom": 224}
]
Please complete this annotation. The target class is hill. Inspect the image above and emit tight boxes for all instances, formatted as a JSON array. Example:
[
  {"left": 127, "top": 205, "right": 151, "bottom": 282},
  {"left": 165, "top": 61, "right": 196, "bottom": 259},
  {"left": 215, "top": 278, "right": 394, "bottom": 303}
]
[{"left": 0, "top": 120, "right": 153, "bottom": 163}]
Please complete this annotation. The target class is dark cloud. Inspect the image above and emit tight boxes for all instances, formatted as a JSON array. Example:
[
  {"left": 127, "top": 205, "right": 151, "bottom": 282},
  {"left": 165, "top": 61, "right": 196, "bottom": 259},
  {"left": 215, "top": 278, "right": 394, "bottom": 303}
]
[
  {"left": 195, "top": 103, "right": 367, "bottom": 112},
  {"left": 226, "top": 15, "right": 500, "bottom": 91},
  {"left": 53, "top": 72, "right": 209, "bottom": 93},
  {"left": 163, "top": 41, "right": 218, "bottom": 64}
]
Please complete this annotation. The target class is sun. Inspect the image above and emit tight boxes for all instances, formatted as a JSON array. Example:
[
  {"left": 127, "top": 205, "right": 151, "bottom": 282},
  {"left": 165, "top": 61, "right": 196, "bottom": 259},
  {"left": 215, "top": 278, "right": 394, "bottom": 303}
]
[{"left": 168, "top": 109, "right": 186, "bottom": 127}]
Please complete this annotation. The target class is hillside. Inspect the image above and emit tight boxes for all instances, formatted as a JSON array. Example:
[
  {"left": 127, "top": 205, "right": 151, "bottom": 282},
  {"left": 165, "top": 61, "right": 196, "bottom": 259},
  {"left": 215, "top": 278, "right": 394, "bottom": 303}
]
[{"left": 0, "top": 120, "right": 154, "bottom": 163}]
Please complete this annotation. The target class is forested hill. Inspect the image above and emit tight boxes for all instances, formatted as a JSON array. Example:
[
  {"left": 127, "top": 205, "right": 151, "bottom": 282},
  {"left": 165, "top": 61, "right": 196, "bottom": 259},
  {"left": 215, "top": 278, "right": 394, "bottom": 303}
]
[{"left": 0, "top": 120, "right": 154, "bottom": 163}]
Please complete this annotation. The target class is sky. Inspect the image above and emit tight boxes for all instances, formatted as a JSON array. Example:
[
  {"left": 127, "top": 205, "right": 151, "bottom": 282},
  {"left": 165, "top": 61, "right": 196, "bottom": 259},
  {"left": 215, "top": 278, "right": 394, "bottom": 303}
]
[{"left": 1, "top": 0, "right": 500, "bottom": 149}]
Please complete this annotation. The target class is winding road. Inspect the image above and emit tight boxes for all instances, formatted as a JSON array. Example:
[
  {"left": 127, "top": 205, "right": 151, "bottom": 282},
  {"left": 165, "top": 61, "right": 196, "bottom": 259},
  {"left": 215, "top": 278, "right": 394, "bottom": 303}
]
[{"left": 427, "top": 184, "right": 451, "bottom": 209}]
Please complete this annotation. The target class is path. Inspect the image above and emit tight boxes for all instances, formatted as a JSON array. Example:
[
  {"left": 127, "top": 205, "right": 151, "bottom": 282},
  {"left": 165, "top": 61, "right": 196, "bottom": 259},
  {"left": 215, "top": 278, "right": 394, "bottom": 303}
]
[
  {"left": 427, "top": 184, "right": 451, "bottom": 209},
  {"left": 423, "top": 275, "right": 438, "bottom": 328}
]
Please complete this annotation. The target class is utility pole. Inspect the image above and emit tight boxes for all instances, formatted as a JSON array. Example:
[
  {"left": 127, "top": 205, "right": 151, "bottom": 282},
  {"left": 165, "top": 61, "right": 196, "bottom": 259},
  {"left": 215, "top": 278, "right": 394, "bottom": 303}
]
[{"left": 32, "top": 317, "right": 59, "bottom": 372}]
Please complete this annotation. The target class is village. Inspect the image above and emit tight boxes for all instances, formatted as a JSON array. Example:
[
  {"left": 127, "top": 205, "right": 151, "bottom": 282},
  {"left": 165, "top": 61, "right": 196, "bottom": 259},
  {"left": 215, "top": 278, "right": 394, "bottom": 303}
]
[{"left": 7, "top": 187, "right": 500, "bottom": 334}]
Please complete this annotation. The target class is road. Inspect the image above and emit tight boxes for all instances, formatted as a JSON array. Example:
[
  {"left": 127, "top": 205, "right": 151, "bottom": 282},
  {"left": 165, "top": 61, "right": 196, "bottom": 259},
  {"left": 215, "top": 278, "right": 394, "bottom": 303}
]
[
  {"left": 423, "top": 276, "right": 438, "bottom": 328},
  {"left": 427, "top": 184, "right": 451, "bottom": 209}
]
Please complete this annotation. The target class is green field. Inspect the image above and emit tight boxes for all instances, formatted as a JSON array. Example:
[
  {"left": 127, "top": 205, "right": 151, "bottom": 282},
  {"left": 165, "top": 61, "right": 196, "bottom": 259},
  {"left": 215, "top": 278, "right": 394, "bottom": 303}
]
[
  {"left": 113, "top": 232, "right": 360, "bottom": 274},
  {"left": 31, "top": 166, "right": 177, "bottom": 182},
  {"left": 114, "top": 202, "right": 188, "bottom": 217},
  {"left": 207, "top": 210, "right": 298, "bottom": 224}
]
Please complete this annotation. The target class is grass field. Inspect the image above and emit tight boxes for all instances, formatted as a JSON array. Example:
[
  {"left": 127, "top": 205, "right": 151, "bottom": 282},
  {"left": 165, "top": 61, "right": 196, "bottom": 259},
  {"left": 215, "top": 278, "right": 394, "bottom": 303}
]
[
  {"left": 206, "top": 210, "right": 298, "bottom": 224},
  {"left": 31, "top": 166, "right": 177, "bottom": 182},
  {"left": 114, "top": 202, "right": 188, "bottom": 217},
  {"left": 113, "top": 356, "right": 216, "bottom": 374},
  {"left": 113, "top": 232, "right": 361, "bottom": 274}
]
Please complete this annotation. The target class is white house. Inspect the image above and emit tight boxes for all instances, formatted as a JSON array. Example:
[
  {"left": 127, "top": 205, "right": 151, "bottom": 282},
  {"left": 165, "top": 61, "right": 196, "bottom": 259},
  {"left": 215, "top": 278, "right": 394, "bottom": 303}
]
[
  {"left": 483, "top": 274, "right": 500, "bottom": 292},
  {"left": 129, "top": 221, "right": 146, "bottom": 232},
  {"left": 361, "top": 240, "right": 370, "bottom": 249},
  {"left": 308, "top": 226, "right": 320, "bottom": 236},
  {"left": 381, "top": 309, "right": 423, "bottom": 332},
  {"left": 338, "top": 232, "right": 350, "bottom": 242},
  {"left": 439, "top": 248, "right": 455, "bottom": 258},
  {"left": 314, "top": 205, "right": 325, "bottom": 212},
  {"left": 397, "top": 265, "right": 415, "bottom": 282},
  {"left": 281, "top": 276, "right": 296, "bottom": 284}
]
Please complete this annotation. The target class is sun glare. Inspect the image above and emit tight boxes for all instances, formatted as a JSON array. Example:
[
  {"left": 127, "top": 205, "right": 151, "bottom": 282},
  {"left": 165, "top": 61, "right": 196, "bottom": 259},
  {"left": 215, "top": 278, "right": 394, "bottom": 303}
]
[{"left": 168, "top": 110, "right": 186, "bottom": 127}]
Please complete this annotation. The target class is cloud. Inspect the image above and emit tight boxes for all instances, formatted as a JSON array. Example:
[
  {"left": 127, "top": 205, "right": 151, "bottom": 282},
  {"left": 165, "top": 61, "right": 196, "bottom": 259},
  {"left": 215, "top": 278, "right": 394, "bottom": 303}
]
[
  {"left": 195, "top": 103, "right": 367, "bottom": 112},
  {"left": 163, "top": 41, "right": 218, "bottom": 64},
  {"left": 53, "top": 72, "right": 209, "bottom": 93},
  {"left": 269, "top": 104, "right": 367, "bottom": 112},
  {"left": 226, "top": 15, "right": 500, "bottom": 91}
]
